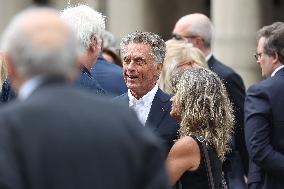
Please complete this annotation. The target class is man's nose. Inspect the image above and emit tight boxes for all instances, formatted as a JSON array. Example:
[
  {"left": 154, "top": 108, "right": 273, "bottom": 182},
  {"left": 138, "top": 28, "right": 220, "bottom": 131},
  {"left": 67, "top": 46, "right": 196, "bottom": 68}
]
[{"left": 126, "top": 60, "right": 136, "bottom": 70}]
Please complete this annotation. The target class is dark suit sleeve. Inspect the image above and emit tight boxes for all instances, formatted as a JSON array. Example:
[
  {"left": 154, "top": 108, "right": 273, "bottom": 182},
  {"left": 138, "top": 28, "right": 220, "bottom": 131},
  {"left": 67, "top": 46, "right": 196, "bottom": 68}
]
[
  {"left": 0, "top": 113, "right": 23, "bottom": 189},
  {"left": 245, "top": 85, "right": 284, "bottom": 177},
  {"left": 224, "top": 72, "right": 248, "bottom": 173},
  {"left": 140, "top": 143, "right": 171, "bottom": 189},
  {"left": 224, "top": 72, "right": 245, "bottom": 139}
]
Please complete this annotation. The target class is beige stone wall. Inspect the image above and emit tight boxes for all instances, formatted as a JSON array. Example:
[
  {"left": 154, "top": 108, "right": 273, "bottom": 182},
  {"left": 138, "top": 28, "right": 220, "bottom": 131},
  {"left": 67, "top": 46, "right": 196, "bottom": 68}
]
[
  {"left": 0, "top": 0, "right": 32, "bottom": 35},
  {"left": 211, "top": 0, "right": 269, "bottom": 88},
  {"left": 106, "top": 0, "right": 209, "bottom": 41},
  {"left": 50, "top": 0, "right": 101, "bottom": 10}
]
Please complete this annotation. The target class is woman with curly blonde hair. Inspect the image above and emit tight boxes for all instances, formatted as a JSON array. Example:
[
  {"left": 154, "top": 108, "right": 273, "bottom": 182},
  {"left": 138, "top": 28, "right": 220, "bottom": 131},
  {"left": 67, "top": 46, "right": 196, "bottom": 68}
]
[{"left": 167, "top": 68, "right": 234, "bottom": 189}]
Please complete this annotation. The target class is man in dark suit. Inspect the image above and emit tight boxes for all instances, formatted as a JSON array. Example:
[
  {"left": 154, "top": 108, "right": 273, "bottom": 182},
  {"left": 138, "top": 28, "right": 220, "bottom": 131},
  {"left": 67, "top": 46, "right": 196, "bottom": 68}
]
[
  {"left": 173, "top": 13, "right": 247, "bottom": 188},
  {"left": 115, "top": 31, "right": 179, "bottom": 153},
  {"left": 61, "top": 4, "right": 107, "bottom": 96},
  {"left": 244, "top": 22, "right": 284, "bottom": 189},
  {"left": 92, "top": 30, "right": 127, "bottom": 97},
  {"left": 0, "top": 7, "right": 170, "bottom": 189}
]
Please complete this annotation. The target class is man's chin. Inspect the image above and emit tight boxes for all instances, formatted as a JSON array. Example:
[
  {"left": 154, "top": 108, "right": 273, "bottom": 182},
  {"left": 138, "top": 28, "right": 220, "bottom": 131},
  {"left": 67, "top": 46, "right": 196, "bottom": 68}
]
[
  {"left": 127, "top": 87, "right": 138, "bottom": 93},
  {"left": 127, "top": 84, "right": 138, "bottom": 91}
]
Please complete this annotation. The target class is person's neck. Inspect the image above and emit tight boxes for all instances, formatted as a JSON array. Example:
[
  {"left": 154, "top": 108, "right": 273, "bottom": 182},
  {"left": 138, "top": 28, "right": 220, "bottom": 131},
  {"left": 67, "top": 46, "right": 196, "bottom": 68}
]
[
  {"left": 130, "top": 84, "right": 156, "bottom": 100},
  {"left": 270, "top": 63, "right": 284, "bottom": 77},
  {"left": 202, "top": 48, "right": 211, "bottom": 57},
  {"left": 78, "top": 53, "right": 98, "bottom": 71},
  {"left": 130, "top": 90, "right": 145, "bottom": 100},
  {"left": 18, "top": 75, "right": 46, "bottom": 100}
]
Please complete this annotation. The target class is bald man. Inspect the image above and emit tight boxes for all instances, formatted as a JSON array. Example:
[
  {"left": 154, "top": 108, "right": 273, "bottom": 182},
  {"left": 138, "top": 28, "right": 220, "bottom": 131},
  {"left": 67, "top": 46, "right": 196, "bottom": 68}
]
[
  {"left": 173, "top": 13, "right": 247, "bottom": 189},
  {"left": 0, "top": 7, "right": 170, "bottom": 189}
]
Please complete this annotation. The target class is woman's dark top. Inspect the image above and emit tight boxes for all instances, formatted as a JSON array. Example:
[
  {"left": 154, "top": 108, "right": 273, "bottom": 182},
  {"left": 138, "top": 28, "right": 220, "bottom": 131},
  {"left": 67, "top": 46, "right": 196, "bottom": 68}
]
[{"left": 175, "top": 135, "right": 223, "bottom": 189}]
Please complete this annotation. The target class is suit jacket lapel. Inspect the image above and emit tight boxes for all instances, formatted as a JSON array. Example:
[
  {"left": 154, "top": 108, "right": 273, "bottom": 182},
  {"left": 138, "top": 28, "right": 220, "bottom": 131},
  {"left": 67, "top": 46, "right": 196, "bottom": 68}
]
[
  {"left": 274, "top": 66, "right": 284, "bottom": 76},
  {"left": 207, "top": 55, "right": 215, "bottom": 69},
  {"left": 145, "top": 89, "right": 171, "bottom": 130}
]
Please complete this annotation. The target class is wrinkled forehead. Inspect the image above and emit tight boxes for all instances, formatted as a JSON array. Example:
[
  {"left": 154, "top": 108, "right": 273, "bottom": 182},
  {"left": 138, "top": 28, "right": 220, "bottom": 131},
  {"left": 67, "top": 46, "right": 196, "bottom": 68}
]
[{"left": 122, "top": 42, "right": 154, "bottom": 58}]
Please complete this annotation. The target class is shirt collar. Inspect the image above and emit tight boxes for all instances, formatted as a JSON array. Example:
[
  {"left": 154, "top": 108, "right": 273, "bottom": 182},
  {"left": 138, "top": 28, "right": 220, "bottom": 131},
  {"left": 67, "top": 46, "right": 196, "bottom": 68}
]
[
  {"left": 18, "top": 75, "right": 45, "bottom": 100},
  {"left": 206, "top": 52, "right": 213, "bottom": 61},
  {"left": 81, "top": 65, "right": 93, "bottom": 79},
  {"left": 271, "top": 65, "right": 284, "bottom": 77},
  {"left": 128, "top": 84, "right": 158, "bottom": 107}
]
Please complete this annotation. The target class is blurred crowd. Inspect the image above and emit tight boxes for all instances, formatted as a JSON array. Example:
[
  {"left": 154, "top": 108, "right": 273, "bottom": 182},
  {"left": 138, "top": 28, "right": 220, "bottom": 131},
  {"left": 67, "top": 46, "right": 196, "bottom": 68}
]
[{"left": 0, "top": 3, "right": 283, "bottom": 189}]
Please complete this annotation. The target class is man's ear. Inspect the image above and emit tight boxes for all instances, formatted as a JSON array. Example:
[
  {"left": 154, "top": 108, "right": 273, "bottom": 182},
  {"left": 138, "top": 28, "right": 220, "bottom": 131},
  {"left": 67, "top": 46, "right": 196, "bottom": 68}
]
[
  {"left": 4, "top": 54, "right": 22, "bottom": 94},
  {"left": 89, "top": 35, "right": 98, "bottom": 52},
  {"left": 195, "top": 37, "right": 204, "bottom": 49},
  {"left": 272, "top": 52, "right": 280, "bottom": 66},
  {"left": 101, "top": 38, "right": 104, "bottom": 51},
  {"left": 156, "top": 63, "right": 163, "bottom": 79},
  {"left": 4, "top": 54, "right": 16, "bottom": 80},
  {"left": 157, "top": 63, "right": 163, "bottom": 72}
]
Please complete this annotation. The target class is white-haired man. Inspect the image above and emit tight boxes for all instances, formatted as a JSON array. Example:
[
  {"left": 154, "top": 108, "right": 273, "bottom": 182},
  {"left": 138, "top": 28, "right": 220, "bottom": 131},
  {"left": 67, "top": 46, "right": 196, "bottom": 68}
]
[
  {"left": 0, "top": 7, "right": 171, "bottom": 189},
  {"left": 61, "top": 4, "right": 107, "bottom": 95}
]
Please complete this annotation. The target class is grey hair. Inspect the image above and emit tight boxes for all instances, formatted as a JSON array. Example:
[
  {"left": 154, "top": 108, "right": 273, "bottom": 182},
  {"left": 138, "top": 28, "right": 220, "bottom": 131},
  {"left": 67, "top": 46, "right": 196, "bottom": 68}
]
[
  {"left": 0, "top": 7, "right": 78, "bottom": 79},
  {"left": 60, "top": 4, "right": 106, "bottom": 54},
  {"left": 187, "top": 14, "right": 214, "bottom": 48},
  {"left": 257, "top": 22, "right": 284, "bottom": 63},
  {"left": 120, "top": 31, "right": 166, "bottom": 64}
]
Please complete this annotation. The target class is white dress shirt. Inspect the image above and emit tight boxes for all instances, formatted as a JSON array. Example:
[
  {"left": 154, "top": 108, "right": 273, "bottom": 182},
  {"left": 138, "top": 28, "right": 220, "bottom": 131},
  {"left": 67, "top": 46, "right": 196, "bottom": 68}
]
[
  {"left": 206, "top": 52, "right": 213, "bottom": 61},
  {"left": 128, "top": 84, "right": 158, "bottom": 126},
  {"left": 18, "top": 76, "right": 45, "bottom": 101}
]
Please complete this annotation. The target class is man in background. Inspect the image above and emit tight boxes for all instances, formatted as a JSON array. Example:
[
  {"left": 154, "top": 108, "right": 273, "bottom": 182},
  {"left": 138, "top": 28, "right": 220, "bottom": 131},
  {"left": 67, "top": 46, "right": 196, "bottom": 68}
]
[
  {"left": 92, "top": 31, "right": 127, "bottom": 97},
  {"left": 173, "top": 13, "right": 247, "bottom": 188},
  {"left": 60, "top": 4, "right": 107, "bottom": 95},
  {"left": 245, "top": 22, "right": 284, "bottom": 189},
  {"left": 0, "top": 7, "right": 170, "bottom": 189}
]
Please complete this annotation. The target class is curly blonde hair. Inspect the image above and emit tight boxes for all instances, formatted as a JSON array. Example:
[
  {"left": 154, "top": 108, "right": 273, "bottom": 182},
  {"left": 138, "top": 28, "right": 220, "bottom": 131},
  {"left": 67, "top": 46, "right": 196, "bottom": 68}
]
[{"left": 173, "top": 68, "right": 234, "bottom": 161}]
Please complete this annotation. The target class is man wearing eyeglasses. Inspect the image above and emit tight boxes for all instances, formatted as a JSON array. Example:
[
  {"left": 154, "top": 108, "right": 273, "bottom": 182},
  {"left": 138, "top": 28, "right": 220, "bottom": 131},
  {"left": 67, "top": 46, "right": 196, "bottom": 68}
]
[
  {"left": 253, "top": 22, "right": 284, "bottom": 78},
  {"left": 244, "top": 22, "right": 284, "bottom": 189},
  {"left": 173, "top": 13, "right": 247, "bottom": 189}
]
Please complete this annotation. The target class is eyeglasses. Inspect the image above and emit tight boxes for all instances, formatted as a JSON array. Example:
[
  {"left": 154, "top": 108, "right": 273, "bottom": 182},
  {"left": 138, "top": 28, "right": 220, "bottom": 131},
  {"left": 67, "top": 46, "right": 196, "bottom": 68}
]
[
  {"left": 172, "top": 34, "right": 198, "bottom": 41},
  {"left": 253, "top": 52, "right": 262, "bottom": 61}
]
